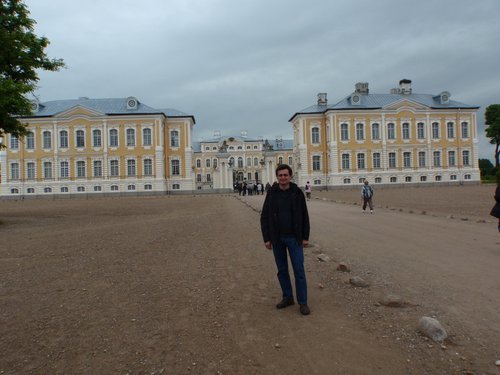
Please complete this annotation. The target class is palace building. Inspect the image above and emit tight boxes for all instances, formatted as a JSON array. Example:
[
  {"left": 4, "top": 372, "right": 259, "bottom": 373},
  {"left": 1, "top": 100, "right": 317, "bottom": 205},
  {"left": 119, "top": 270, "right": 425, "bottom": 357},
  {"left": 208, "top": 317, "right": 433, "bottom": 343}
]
[
  {"left": 290, "top": 79, "right": 480, "bottom": 188},
  {"left": 0, "top": 97, "right": 196, "bottom": 196},
  {"left": 0, "top": 79, "right": 481, "bottom": 197},
  {"left": 192, "top": 134, "right": 293, "bottom": 191}
]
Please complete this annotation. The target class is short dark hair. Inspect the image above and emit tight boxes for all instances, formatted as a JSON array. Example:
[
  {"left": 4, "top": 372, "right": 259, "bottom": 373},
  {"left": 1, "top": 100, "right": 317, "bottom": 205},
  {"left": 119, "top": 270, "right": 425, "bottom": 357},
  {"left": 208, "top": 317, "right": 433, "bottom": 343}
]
[{"left": 275, "top": 164, "right": 293, "bottom": 177}]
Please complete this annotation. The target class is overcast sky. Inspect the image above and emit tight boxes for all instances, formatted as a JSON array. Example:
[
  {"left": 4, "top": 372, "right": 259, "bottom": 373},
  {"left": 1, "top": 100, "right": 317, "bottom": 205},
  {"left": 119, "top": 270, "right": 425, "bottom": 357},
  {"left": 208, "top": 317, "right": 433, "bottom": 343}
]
[{"left": 24, "top": 0, "right": 500, "bottom": 160}]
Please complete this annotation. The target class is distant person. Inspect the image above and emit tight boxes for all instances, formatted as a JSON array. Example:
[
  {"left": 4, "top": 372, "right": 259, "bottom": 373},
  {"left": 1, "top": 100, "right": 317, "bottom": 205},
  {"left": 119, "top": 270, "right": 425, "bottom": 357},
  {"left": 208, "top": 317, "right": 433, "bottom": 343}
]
[
  {"left": 257, "top": 182, "right": 262, "bottom": 195},
  {"left": 265, "top": 182, "right": 271, "bottom": 192},
  {"left": 305, "top": 181, "right": 312, "bottom": 201},
  {"left": 489, "top": 183, "right": 500, "bottom": 232},
  {"left": 260, "top": 164, "right": 311, "bottom": 315},
  {"left": 361, "top": 180, "right": 374, "bottom": 213}
]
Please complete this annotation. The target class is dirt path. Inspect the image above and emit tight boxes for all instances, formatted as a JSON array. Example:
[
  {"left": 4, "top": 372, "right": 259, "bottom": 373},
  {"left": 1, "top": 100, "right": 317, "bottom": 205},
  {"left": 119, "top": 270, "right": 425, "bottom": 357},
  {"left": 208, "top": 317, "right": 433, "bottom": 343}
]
[{"left": 0, "top": 188, "right": 499, "bottom": 374}]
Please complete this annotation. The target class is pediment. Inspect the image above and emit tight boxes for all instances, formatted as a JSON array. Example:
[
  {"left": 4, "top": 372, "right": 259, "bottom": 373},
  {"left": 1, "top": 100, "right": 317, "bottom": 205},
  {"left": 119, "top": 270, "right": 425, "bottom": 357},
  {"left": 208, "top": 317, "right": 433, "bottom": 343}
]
[
  {"left": 383, "top": 99, "right": 429, "bottom": 111},
  {"left": 56, "top": 105, "right": 104, "bottom": 118}
]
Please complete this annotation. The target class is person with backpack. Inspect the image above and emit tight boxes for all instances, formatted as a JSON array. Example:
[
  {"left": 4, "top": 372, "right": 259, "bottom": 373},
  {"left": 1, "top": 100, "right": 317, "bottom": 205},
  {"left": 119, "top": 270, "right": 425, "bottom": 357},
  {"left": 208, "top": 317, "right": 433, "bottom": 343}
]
[{"left": 361, "top": 180, "right": 374, "bottom": 213}]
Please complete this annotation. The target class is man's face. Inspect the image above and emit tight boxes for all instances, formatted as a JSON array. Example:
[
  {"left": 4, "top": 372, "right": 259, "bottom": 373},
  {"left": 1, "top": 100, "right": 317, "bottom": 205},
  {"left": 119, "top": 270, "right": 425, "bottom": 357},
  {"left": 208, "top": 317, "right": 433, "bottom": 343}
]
[{"left": 277, "top": 169, "right": 292, "bottom": 188}]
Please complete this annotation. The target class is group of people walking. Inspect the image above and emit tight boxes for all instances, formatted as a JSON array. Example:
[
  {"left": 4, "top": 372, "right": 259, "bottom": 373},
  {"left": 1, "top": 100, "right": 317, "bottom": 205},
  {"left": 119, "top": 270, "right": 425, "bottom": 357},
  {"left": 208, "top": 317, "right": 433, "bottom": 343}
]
[{"left": 236, "top": 181, "right": 267, "bottom": 196}]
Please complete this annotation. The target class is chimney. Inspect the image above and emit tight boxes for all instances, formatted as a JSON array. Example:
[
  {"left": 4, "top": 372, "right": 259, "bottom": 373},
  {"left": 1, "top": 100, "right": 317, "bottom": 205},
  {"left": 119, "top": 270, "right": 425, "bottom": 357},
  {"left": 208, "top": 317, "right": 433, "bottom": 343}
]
[
  {"left": 399, "top": 79, "right": 412, "bottom": 95},
  {"left": 355, "top": 82, "right": 369, "bottom": 94},
  {"left": 317, "top": 93, "right": 327, "bottom": 105}
]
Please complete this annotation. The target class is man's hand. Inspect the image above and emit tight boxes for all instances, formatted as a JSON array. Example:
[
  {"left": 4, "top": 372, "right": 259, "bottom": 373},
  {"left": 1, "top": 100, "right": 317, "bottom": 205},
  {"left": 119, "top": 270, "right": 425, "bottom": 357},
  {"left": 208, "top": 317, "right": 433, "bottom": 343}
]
[
  {"left": 264, "top": 241, "right": 272, "bottom": 250},
  {"left": 302, "top": 240, "right": 309, "bottom": 248}
]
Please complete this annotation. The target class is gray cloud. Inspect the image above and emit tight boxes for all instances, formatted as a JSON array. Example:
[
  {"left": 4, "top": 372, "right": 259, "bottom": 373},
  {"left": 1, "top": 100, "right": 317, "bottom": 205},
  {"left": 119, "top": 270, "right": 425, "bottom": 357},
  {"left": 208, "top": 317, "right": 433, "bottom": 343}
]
[{"left": 29, "top": 0, "right": 500, "bottom": 159}]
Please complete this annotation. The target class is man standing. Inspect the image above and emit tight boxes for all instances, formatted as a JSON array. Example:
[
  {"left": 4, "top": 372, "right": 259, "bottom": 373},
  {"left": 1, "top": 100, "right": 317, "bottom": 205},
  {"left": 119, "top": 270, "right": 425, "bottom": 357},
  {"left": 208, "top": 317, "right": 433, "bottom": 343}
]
[
  {"left": 361, "top": 180, "right": 374, "bottom": 213},
  {"left": 260, "top": 164, "right": 311, "bottom": 315}
]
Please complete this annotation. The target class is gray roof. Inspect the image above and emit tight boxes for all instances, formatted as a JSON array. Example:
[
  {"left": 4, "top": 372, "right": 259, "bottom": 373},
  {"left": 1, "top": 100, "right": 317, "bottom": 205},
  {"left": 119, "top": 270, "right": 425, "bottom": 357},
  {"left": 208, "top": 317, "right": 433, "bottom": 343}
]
[
  {"left": 27, "top": 97, "right": 195, "bottom": 122},
  {"left": 290, "top": 92, "right": 479, "bottom": 121}
]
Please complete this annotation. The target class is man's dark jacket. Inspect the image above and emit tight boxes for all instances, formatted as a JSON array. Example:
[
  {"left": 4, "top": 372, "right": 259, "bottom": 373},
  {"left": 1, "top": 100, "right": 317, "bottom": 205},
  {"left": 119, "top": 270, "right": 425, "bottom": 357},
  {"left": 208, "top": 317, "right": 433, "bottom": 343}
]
[{"left": 260, "top": 182, "right": 310, "bottom": 244}]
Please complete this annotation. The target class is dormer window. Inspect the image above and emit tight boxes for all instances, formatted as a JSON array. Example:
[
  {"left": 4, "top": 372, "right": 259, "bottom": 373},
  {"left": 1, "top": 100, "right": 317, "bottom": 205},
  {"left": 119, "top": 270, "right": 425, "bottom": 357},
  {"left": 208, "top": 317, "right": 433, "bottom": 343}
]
[
  {"left": 126, "top": 96, "right": 139, "bottom": 110},
  {"left": 350, "top": 93, "right": 361, "bottom": 105},
  {"left": 439, "top": 91, "right": 450, "bottom": 104}
]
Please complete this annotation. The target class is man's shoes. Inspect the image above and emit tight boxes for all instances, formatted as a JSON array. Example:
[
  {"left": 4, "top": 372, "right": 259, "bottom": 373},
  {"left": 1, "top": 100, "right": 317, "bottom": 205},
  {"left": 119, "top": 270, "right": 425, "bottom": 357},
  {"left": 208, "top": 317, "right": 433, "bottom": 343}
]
[
  {"left": 276, "top": 298, "right": 294, "bottom": 309},
  {"left": 299, "top": 304, "right": 311, "bottom": 315}
]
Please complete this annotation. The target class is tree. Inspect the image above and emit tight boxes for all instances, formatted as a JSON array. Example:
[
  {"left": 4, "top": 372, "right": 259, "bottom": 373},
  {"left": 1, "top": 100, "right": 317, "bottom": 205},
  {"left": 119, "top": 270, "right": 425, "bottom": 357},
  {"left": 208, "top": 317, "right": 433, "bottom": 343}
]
[
  {"left": 485, "top": 104, "right": 500, "bottom": 168},
  {"left": 0, "top": 0, "right": 65, "bottom": 141},
  {"left": 478, "top": 158, "right": 495, "bottom": 179}
]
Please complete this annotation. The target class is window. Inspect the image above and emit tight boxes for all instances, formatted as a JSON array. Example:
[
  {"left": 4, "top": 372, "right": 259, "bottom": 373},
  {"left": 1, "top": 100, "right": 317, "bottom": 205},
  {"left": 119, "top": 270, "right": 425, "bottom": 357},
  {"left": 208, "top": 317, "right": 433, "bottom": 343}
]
[
  {"left": 390, "top": 176, "right": 397, "bottom": 183},
  {"left": 357, "top": 153, "right": 365, "bottom": 169},
  {"left": 144, "top": 184, "right": 152, "bottom": 190},
  {"left": 26, "top": 131, "right": 35, "bottom": 149},
  {"left": 433, "top": 151, "right": 441, "bottom": 167},
  {"left": 94, "top": 186, "right": 102, "bottom": 192},
  {"left": 109, "top": 129, "right": 118, "bottom": 147},
  {"left": 246, "top": 146, "right": 251, "bottom": 150},
  {"left": 93, "top": 160, "right": 102, "bottom": 177},
  {"left": 11, "top": 188, "right": 19, "bottom": 194},
  {"left": 246, "top": 157, "right": 251, "bottom": 167},
  {"left": 27, "top": 188, "right": 35, "bottom": 193},
  {"left": 447, "top": 122, "right": 455, "bottom": 139},
  {"left": 77, "top": 161, "right": 86, "bottom": 177},
  {"left": 214, "top": 159, "right": 218, "bottom": 168},
  {"left": 402, "top": 123, "right": 410, "bottom": 140},
  {"left": 60, "top": 161, "right": 69, "bottom": 178},
  {"left": 43, "top": 161, "right": 52, "bottom": 179},
  {"left": 10, "top": 163, "right": 19, "bottom": 180},
  {"left": 126, "top": 128, "right": 135, "bottom": 147},
  {"left": 432, "top": 122, "right": 440, "bottom": 139},
  {"left": 127, "top": 159, "right": 136, "bottom": 176},
  {"left": 172, "top": 184, "right": 180, "bottom": 190},
  {"left": 450, "top": 175, "right": 457, "bottom": 180},
  {"left": 418, "top": 151, "right": 426, "bottom": 167},
  {"left": 76, "top": 130, "right": 85, "bottom": 148},
  {"left": 170, "top": 130, "right": 179, "bottom": 147},
  {"left": 205, "top": 146, "right": 210, "bottom": 151},
  {"left": 93, "top": 129, "right": 102, "bottom": 147},
  {"left": 207, "top": 174, "right": 211, "bottom": 182},
  {"left": 343, "top": 178, "right": 351, "bottom": 184},
  {"left": 375, "top": 177, "right": 382, "bottom": 183},
  {"left": 196, "top": 174, "right": 202, "bottom": 182},
  {"left": 311, "top": 127, "right": 320, "bottom": 143},
  {"left": 371, "top": 123, "right": 380, "bottom": 140},
  {"left": 462, "top": 150, "right": 470, "bottom": 166},
  {"left": 435, "top": 175, "right": 442, "bottom": 181},
  {"left": 448, "top": 151, "right": 456, "bottom": 167},
  {"left": 10, "top": 135, "right": 19, "bottom": 150},
  {"left": 288, "top": 156, "right": 293, "bottom": 165},
  {"left": 77, "top": 186, "right": 85, "bottom": 192},
  {"left": 143, "top": 128, "right": 152, "bottom": 146},
  {"left": 127, "top": 185, "right": 136, "bottom": 191},
  {"left": 405, "top": 176, "right": 412, "bottom": 182},
  {"left": 420, "top": 176, "right": 427, "bottom": 182},
  {"left": 196, "top": 159, "right": 201, "bottom": 168},
  {"left": 171, "top": 160, "right": 180, "bottom": 175},
  {"left": 253, "top": 157, "right": 259, "bottom": 167},
  {"left": 312, "top": 155, "right": 321, "bottom": 171},
  {"left": 314, "top": 179, "right": 321, "bottom": 185},
  {"left": 340, "top": 123, "right": 349, "bottom": 141},
  {"left": 461, "top": 122, "right": 469, "bottom": 138},
  {"left": 417, "top": 122, "right": 425, "bottom": 139},
  {"left": 387, "top": 123, "right": 395, "bottom": 140},
  {"left": 61, "top": 187, "right": 69, "bottom": 193},
  {"left": 388, "top": 152, "right": 396, "bottom": 168},
  {"left": 144, "top": 159, "right": 153, "bottom": 176},
  {"left": 372, "top": 152, "right": 381, "bottom": 169},
  {"left": 206, "top": 159, "right": 211, "bottom": 168},
  {"left": 109, "top": 160, "right": 119, "bottom": 177},
  {"left": 60, "top": 130, "right": 68, "bottom": 148},
  {"left": 238, "top": 157, "right": 243, "bottom": 168},
  {"left": 464, "top": 174, "right": 471, "bottom": 180},
  {"left": 254, "top": 145, "right": 258, "bottom": 150},
  {"left": 403, "top": 152, "right": 411, "bottom": 168},
  {"left": 356, "top": 123, "right": 364, "bottom": 141},
  {"left": 237, "top": 146, "right": 242, "bottom": 150},
  {"left": 341, "top": 154, "right": 350, "bottom": 169},
  {"left": 111, "top": 185, "right": 119, "bottom": 191},
  {"left": 27, "top": 162, "right": 35, "bottom": 179}
]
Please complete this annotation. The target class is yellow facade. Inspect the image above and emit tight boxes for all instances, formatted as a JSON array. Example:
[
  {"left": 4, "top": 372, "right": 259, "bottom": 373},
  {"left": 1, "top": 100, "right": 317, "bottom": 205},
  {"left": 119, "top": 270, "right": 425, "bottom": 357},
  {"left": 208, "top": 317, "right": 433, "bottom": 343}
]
[{"left": 290, "top": 80, "right": 480, "bottom": 187}]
